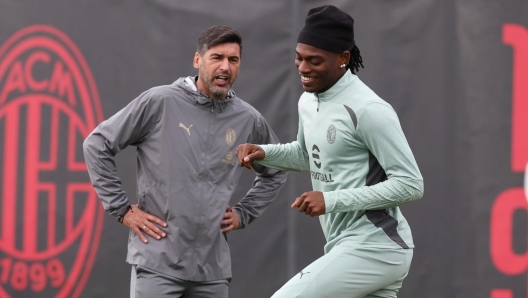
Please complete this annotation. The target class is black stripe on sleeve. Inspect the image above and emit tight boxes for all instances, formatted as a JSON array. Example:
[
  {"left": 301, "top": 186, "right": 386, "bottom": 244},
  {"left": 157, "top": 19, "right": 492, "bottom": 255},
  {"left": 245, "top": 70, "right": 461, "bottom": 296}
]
[{"left": 343, "top": 105, "right": 357, "bottom": 129}]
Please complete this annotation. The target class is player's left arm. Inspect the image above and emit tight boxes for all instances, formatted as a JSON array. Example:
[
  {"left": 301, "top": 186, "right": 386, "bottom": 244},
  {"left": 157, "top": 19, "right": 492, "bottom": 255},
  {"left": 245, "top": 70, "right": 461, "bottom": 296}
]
[
  {"left": 223, "top": 115, "right": 288, "bottom": 231},
  {"left": 323, "top": 103, "right": 424, "bottom": 213}
]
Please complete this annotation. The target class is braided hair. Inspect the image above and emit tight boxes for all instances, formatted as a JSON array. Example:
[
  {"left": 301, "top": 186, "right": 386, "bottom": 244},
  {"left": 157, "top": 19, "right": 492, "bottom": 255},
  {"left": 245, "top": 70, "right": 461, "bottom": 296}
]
[{"left": 348, "top": 45, "right": 364, "bottom": 74}]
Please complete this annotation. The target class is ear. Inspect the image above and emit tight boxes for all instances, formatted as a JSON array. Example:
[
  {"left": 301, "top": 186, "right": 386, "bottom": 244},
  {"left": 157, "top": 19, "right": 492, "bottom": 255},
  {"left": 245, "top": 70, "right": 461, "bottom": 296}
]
[
  {"left": 340, "top": 50, "right": 351, "bottom": 67},
  {"left": 193, "top": 52, "right": 201, "bottom": 69}
]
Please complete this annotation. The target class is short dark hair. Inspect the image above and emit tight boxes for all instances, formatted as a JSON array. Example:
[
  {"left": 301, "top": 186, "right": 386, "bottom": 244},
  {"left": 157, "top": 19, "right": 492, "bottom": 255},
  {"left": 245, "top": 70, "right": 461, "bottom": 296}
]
[{"left": 196, "top": 25, "right": 242, "bottom": 56}]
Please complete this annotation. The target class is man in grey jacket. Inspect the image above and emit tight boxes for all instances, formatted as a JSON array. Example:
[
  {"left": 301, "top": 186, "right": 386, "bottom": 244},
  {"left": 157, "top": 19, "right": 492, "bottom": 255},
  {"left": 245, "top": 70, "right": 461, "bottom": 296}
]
[{"left": 83, "top": 25, "right": 286, "bottom": 298}]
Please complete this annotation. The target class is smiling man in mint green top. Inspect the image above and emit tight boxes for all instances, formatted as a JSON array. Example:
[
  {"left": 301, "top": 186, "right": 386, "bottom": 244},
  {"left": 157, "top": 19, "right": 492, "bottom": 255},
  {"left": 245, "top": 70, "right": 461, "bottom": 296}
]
[{"left": 237, "top": 5, "right": 423, "bottom": 298}]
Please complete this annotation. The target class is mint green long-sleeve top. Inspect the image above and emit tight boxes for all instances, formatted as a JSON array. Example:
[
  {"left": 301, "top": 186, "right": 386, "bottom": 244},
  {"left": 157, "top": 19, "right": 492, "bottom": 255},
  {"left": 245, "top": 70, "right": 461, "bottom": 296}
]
[{"left": 258, "top": 71, "right": 424, "bottom": 253}]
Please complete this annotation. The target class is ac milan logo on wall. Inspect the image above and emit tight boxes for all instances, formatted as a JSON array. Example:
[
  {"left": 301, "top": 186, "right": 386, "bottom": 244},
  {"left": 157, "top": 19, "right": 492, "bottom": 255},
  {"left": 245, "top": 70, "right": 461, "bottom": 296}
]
[{"left": 0, "top": 25, "right": 104, "bottom": 297}]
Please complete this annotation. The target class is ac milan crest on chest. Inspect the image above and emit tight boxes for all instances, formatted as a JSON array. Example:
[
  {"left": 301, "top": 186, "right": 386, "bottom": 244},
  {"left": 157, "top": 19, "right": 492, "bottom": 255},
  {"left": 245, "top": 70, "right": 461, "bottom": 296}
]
[
  {"left": 226, "top": 128, "right": 236, "bottom": 146},
  {"left": 0, "top": 25, "right": 104, "bottom": 298},
  {"left": 327, "top": 124, "right": 336, "bottom": 144}
]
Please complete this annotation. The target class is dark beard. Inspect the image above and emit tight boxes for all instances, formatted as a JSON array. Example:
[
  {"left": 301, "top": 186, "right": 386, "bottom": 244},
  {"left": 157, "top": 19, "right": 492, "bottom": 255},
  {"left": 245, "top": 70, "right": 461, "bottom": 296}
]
[
  {"left": 199, "top": 63, "right": 232, "bottom": 98},
  {"left": 209, "top": 86, "right": 229, "bottom": 98}
]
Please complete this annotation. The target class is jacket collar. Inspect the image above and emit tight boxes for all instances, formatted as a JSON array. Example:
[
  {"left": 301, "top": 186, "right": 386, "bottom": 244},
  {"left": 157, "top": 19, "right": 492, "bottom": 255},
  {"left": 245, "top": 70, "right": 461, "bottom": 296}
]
[
  {"left": 175, "top": 76, "right": 235, "bottom": 112},
  {"left": 315, "top": 70, "right": 356, "bottom": 101}
]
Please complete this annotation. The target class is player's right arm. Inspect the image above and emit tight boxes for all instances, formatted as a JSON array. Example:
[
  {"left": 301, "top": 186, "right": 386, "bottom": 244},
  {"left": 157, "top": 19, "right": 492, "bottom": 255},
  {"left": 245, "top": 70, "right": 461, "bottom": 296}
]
[
  {"left": 83, "top": 89, "right": 167, "bottom": 243},
  {"left": 237, "top": 118, "right": 310, "bottom": 172}
]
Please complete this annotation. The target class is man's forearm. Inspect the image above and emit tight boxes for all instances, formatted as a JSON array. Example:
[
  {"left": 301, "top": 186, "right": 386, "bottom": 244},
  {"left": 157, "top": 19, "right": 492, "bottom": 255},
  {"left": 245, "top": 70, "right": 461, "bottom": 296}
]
[
  {"left": 232, "top": 167, "right": 287, "bottom": 228},
  {"left": 257, "top": 141, "right": 310, "bottom": 172},
  {"left": 83, "top": 132, "right": 130, "bottom": 217},
  {"left": 323, "top": 177, "right": 424, "bottom": 213}
]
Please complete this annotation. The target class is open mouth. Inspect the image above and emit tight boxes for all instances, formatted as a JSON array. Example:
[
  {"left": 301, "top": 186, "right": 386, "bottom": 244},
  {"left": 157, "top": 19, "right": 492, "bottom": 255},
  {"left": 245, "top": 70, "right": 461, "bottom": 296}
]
[
  {"left": 301, "top": 75, "right": 315, "bottom": 83},
  {"left": 214, "top": 74, "right": 230, "bottom": 86}
]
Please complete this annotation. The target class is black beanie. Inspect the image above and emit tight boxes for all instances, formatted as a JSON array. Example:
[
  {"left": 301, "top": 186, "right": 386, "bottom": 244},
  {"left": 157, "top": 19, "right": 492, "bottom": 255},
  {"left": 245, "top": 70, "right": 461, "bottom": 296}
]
[{"left": 297, "top": 5, "right": 355, "bottom": 53}]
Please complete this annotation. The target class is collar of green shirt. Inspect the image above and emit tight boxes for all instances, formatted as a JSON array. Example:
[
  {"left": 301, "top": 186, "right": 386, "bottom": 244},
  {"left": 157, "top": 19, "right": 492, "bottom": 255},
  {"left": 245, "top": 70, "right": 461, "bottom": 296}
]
[{"left": 316, "top": 70, "right": 357, "bottom": 101}]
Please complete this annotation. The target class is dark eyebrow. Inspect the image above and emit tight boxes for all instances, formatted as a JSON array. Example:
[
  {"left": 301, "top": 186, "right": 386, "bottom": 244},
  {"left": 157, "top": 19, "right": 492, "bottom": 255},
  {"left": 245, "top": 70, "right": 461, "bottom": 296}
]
[
  {"left": 210, "top": 53, "right": 239, "bottom": 60},
  {"left": 295, "top": 51, "right": 324, "bottom": 60}
]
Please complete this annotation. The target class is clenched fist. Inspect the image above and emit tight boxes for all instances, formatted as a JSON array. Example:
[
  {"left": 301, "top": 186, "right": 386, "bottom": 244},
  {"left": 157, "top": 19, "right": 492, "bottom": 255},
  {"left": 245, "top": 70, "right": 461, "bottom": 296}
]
[
  {"left": 236, "top": 143, "right": 265, "bottom": 170},
  {"left": 291, "top": 191, "right": 326, "bottom": 217}
]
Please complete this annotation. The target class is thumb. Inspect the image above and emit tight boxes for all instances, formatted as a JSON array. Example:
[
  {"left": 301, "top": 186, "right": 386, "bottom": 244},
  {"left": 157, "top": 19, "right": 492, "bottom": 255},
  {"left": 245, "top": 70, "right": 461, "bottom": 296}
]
[
  {"left": 244, "top": 152, "right": 259, "bottom": 163},
  {"left": 291, "top": 197, "right": 303, "bottom": 209}
]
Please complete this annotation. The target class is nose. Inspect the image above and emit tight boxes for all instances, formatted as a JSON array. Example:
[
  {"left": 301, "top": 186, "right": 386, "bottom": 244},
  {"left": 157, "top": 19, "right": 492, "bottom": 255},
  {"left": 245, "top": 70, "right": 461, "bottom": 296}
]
[
  {"left": 297, "top": 60, "right": 309, "bottom": 74},
  {"left": 219, "top": 57, "right": 230, "bottom": 71}
]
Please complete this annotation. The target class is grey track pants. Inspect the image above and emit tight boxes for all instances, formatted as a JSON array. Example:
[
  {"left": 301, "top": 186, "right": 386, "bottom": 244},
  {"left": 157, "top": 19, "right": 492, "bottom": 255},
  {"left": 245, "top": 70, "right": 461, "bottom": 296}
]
[{"left": 130, "top": 265, "right": 229, "bottom": 298}]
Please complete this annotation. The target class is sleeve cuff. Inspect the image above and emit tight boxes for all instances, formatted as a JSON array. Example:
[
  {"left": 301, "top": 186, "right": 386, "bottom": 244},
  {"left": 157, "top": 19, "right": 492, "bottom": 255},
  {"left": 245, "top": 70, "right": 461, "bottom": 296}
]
[
  {"left": 323, "top": 191, "right": 337, "bottom": 213},
  {"left": 110, "top": 202, "right": 131, "bottom": 218},
  {"left": 257, "top": 144, "right": 272, "bottom": 161},
  {"left": 231, "top": 208, "right": 246, "bottom": 229}
]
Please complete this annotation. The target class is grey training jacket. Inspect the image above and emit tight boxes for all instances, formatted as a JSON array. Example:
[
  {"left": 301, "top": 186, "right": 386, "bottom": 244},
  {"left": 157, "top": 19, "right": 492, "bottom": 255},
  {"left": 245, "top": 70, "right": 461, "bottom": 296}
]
[{"left": 83, "top": 76, "right": 287, "bottom": 281}]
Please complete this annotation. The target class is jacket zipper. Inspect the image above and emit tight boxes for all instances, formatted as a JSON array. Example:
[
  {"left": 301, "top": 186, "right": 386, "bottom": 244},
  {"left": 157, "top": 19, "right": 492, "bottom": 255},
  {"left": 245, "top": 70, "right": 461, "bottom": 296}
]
[
  {"left": 313, "top": 94, "right": 320, "bottom": 146},
  {"left": 190, "top": 104, "right": 214, "bottom": 279}
]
